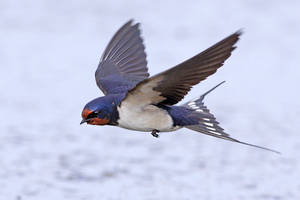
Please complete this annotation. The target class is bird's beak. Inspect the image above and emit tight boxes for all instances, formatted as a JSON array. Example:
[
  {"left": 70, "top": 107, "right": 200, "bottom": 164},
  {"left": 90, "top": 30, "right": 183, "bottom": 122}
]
[{"left": 80, "top": 119, "right": 88, "bottom": 125}]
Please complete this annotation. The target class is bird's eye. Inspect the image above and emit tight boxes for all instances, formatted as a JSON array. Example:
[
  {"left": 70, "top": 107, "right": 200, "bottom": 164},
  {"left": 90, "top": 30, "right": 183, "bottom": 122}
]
[{"left": 87, "top": 111, "right": 99, "bottom": 119}]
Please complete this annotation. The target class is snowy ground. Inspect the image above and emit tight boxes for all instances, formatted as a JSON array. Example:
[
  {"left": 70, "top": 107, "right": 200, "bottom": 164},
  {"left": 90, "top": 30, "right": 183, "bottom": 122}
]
[{"left": 1, "top": 0, "right": 300, "bottom": 199}]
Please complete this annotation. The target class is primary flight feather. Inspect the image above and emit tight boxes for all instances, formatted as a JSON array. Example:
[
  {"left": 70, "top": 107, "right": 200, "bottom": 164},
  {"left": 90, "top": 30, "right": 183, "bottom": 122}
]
[{"left": 81, "top": 20, "right": 278, "bottom": 154}]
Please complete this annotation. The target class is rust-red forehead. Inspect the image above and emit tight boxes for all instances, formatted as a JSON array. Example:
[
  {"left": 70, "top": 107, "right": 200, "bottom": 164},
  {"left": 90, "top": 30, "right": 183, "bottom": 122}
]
[{"left": 82, "top": 109, "right": 92, "bottom": 119}]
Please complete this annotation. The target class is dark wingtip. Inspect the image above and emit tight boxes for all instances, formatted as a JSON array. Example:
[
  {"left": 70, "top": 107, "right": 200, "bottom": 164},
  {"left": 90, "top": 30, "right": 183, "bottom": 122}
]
[
  {"left": 235, "top": 28, "right": 244, "bottom": 36},
  {"left": 127, "top": 19, "right": 134, "bottom": 24},
  {"left": 126, "top": 19, "right": 141, "bottom": 28},
  {"left": 120, "top": 19, "right": 135, "bottom": 30}
]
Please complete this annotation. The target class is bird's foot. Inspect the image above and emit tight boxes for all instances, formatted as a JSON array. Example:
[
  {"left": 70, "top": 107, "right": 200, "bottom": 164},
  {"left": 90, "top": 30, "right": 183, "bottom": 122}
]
[{"left": 151, "top": 130, "right": 160, "bottom": 138}]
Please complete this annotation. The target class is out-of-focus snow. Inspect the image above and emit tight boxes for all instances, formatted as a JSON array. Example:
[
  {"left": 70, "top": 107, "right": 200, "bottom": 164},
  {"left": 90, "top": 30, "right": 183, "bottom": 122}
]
[{"left": 1, "top": 0, "right": 299, "bottom": 199}]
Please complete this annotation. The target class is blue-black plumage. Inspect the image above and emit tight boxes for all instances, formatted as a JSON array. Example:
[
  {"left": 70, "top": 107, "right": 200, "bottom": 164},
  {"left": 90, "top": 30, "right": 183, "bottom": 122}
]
[{"left": 80, "top": 20, "right": 279, "bottom": 153}]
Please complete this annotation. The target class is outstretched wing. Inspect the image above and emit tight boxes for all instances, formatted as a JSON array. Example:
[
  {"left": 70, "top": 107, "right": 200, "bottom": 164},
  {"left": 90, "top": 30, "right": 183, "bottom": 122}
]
[
  {"left": 95, "top": 20, "right": 149, "bottom": 95},
  {"left": 124, "top": 31, "right": 241, "bottom": 106}
]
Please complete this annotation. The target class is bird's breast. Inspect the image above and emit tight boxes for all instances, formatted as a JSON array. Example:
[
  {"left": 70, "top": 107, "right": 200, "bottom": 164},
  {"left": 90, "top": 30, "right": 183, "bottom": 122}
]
[{"left": 117, "top": 103, "right": 179, "bottom": 132}]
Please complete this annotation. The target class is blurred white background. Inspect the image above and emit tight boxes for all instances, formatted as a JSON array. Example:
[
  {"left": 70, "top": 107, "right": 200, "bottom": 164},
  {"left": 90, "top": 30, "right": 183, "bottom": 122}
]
[{"left": 0, "top": 0, "right": 299, "bottom": 199}]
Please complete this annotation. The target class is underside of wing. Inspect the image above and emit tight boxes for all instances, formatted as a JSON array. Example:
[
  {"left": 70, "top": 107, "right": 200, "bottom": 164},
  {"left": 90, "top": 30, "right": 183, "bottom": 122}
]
[
  {"left": 124, "top": 31, "right": 241, "bottom": 106},
  {"left": 95, "top": 20, "right": 149, "bottom": 94}
]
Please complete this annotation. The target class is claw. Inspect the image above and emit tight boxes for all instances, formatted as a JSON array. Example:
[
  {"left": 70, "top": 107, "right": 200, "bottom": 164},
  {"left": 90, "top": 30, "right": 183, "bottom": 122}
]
[{"left": 151, "top": 130, "right": 160, "bottom": 138}]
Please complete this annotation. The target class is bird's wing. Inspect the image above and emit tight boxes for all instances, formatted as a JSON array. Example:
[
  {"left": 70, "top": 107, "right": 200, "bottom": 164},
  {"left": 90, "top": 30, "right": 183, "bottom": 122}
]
[
  {"left": 123, "top": 31, "right": 241, "bottom": 106},
  {"left": 95, "top": 20, "right": 149, "bottom": 95}
]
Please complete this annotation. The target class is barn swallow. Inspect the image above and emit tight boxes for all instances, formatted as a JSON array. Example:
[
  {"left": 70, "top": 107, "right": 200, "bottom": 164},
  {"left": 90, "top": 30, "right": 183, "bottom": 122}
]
[{"left": 81, "top": 20, "right": 278, "bottom": 153}]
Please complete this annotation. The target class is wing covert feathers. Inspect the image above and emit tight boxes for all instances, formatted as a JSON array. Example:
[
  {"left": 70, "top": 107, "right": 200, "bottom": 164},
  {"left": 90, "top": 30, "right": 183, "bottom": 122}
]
[{"left": 126, "top": 31, "right": 241, "bottom": 105}]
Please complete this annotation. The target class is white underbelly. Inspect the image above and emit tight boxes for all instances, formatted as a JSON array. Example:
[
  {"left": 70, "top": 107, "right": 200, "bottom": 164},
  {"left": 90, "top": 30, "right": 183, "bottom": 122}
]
[{"left": 117, "top": 104, "right": 180, "bottom": 132}]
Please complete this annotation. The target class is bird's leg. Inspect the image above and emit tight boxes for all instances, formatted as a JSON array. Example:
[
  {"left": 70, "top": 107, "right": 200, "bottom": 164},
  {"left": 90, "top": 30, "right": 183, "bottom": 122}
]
[{"left": 151, "top": 129, "right": 160, "bottom": 138}]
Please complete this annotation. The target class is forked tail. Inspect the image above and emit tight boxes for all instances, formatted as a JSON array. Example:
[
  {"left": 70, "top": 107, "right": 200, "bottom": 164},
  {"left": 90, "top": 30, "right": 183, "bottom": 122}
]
[{"left": 182, "top": 81, "right": 280, "bottom": 154}]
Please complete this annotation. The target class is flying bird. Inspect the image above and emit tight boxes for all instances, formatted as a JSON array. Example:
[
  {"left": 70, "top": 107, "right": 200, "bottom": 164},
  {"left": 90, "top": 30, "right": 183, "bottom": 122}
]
[{"left": 81, "top": 20, "right": 278, "bottom": 153}]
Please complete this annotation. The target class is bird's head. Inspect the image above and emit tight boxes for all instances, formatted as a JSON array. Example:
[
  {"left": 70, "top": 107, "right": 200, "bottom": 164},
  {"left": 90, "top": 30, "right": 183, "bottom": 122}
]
[{"left": 80, "top": 97, "right": 114, "bottom": 126}]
